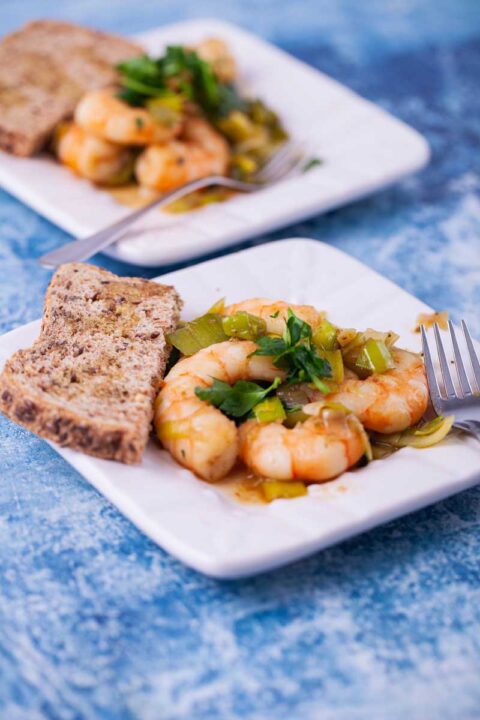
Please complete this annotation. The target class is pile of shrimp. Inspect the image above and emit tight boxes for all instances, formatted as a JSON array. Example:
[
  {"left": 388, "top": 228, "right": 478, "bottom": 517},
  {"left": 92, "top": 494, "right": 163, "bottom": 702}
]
[
  {"left": 54, "top": 38, "right": 232, "bottom": 192},
  {"left": 154, "top": 299, "right": 429, "bottom": 485}
]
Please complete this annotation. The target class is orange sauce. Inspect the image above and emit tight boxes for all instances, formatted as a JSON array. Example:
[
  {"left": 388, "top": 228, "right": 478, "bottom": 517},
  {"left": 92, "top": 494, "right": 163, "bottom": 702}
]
[
  {"left": 106, "top": 183, "right": 235, "bottom": 212},
  {"left": 107, "top": 184, "right": 159, "bottom": 209},
  {"left": 214, "top": 469, "right": 350, "bottom": 503},
  {"left": 214, "top": 462, "right": 267, "bottom": 504},
  {"left": 414, "top": 310, "right": 449, "bottom": 332}
]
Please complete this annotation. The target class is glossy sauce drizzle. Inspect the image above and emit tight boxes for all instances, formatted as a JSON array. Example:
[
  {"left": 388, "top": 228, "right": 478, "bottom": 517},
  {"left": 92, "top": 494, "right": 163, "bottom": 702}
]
[
  {"left": 214, "top": 462, "right": 267, "bottom": 504},
  {"left": 107, "top": 184, "right": 235, "bottom": 212},
  {"left": 107, "top": 184, "right": 159, "bottom": 208}
]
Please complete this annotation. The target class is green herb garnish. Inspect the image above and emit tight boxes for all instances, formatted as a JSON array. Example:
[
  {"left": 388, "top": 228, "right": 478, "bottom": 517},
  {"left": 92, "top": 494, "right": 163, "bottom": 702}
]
[
  {"left": 252, "top": 310, "right": 332, "bottom": 392},
  {"left": 117, "top": 46, "right": 245, "bottom": 119},
  {"left": 195, "top": 377, "right": 281, "bottom": 419},
  {"left": 302, "top": 157, "right": 323, "bottom": 173}
]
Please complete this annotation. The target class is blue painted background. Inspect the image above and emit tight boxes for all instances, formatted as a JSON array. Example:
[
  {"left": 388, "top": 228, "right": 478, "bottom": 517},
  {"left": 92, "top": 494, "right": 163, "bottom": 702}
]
[{"left": 0, "top": 2, "right": 479, "bottom": 718}]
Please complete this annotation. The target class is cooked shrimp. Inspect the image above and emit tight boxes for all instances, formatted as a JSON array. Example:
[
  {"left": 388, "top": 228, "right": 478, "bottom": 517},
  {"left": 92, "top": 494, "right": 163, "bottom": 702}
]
[
  {"left": 239, "top": 406, "right": 366, "bottom": 482},
  {"left": 54, "top": 122, "right": 134, "bottom": 184},
  {"left": 195, "top": 38, "right": 237, "bottom": 83},
  {"left": 223, "top": 299, "right": 325, "bottom": 335},
  {"left": 154, "top": 340, "right": 282, "bottom": 481},
  {"left": 75, "top": 89, "right": 182, "bottom": 145},
  {"left": 326, "top": 349, "right": 428, "bottom": 434},
  {"left": 135, "top": 117, "right": 229, "bottom": 192}
]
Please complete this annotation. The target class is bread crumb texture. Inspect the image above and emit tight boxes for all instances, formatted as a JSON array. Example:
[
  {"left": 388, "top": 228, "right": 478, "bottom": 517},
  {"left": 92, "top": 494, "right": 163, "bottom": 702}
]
[
  {"left": 0, "top": 263, "right": 182, "bottom": 463},
  {"left": 0, "top": 20, "right": 142, "bottom": 155}
]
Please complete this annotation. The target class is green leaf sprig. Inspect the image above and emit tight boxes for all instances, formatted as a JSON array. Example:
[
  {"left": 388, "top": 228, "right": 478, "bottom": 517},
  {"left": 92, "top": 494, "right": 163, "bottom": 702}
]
[
  {"left": 252, "top": 310, "right": 332, "bottom": 392},
  {"left": 302, "top": 157, "right": 323, "bottom": 173},
  {"left": 195, "top": 377, "right": 281, "bottom": 420},
  {"left": 116, "top": 46, "right": 245, "bottom": 118}
]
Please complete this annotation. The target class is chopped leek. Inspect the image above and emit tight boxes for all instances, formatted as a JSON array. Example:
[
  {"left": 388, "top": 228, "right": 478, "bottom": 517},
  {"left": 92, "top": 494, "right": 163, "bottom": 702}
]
[
  {"left": 166, "top": 187, "right": 232, "bottom": 213},
  {"left": 410, "top": 415, "right": 448, "bottom": 436},
  {"left": 361, "top": 329, "right": 399, "bottom": 347},
  {"left": 217, "top": 101, "right": 288, "bottom": 181},
  {"left": 276, "top": 382, "right": 314, "bottom": 409},
  {"left": 234, "top": 127, "right": 269, "bottom": 155},
  {"left": 313, "top": 319, "right": 338, "bottom": 350},
  {"left": 342, "top": 335, "right": 395, "bottom": 378},
  {"left": 146, "top": 97, "right": 182, "bottom": 126},
  {"left": 261, "top": 480, "right": 307, "bottom": 502},
  {"left": 372, "top": 415, "right": 454, "bottom": 450},
  {"left": 217, "top": 110, "right": 257, "bottom": 142},
  {"left": 102, "top": 155, "right": 136, "bottom": 187},
  {"left": 222, "top": 311, "right": 267, "bottom": 340},
  {"left": 207, "top": 297, "right": 226, "bottom": 314},
  {"left": 353, "top": 339, "right": 395, "bottom": 378},
  {"left": 371, "top": 443, "right": 396, "bottom": 460},
  {"left": 348, "top": 414, "right": 373, "bottom": 462},
  {"left": 316, "top": 349, "right": 344, "bottom": 384},
  {"left": 283, "top": 408, "right": 310, "bottom": 428},
  {"left": 248, "top": 99, "right": 279, "bottom": 127},
  {"left": 337, "top": 328, "right": 358, "bottom": 347},
  {"left": 156, "top": 419, "right": 190, "bottom": 441},
  {"left": 376, "top": 330, "right": 399, "bottom": 348},
  {"left": 253, "top": 397, "right": 286, "bottom": 423},
  {"left": 230, "top": 154, "right": 258, "bottom": 176},
  {"left": 167, "top": 313, "right": 227, "bottom": 355},
  {"left": 341, "top": 328, "right": 399, "bottom": 353},
  {"left": 321, "top": 401, "right": 352, "bottom": 414}
]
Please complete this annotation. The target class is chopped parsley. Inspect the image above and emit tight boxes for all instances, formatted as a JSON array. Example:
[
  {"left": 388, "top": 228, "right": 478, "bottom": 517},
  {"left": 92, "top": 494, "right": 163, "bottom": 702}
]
[
  {"left": 302, "top": 157, "right": 323, "bottom": 173},
  {"left": 252, "top": 310, "right": 332, "bottom": 392},
  {"left": 117, "top": 46, "right": 245, "bottom": 119},
  {"left": 194, "top": 311, "right": 332, "bottom": 422},
  {"left": 195, "top": 377, "right": 281, "bottom": 420}
]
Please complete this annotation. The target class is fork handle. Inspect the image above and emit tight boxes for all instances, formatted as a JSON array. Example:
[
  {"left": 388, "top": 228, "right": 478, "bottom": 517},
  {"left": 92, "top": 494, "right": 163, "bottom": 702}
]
[
  {"left": 38, "top": 175, "right": 253, "bottom": 268},
  {"left": 455, "top": 420, "right": 480, "bottom": 441}
]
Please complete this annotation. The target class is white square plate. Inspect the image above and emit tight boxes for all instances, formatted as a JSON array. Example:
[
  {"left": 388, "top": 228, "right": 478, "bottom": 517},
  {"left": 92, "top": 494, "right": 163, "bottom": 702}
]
[
  {"left": 0, "top": 19, "right": 430, "bottom": 267},
  {"left": 1, "top": 239, "right": 479, "bottom": 578}
]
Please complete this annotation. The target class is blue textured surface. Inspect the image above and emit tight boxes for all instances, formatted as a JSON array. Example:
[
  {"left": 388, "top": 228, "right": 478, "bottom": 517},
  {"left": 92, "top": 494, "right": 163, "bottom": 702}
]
[{"left": 1, "top": 2, "right": 480, "bottom": 718}]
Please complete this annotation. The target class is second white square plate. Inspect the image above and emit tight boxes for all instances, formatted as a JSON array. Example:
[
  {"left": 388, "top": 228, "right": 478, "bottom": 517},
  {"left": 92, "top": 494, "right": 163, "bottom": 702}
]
[
  {"left": 0, "top": 239, "right": 479, "bottom": 578},
  {"left": 0, "top": 19, "right": 429, "bottom": 267}
]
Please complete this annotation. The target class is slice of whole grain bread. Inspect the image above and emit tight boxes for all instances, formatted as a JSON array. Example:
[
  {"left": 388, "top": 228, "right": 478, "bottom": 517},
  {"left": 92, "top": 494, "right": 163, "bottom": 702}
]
[
  {"left": 0, "top": 263, "right": 182, "bottom": 463},
  {"left": 0, "top": 20, "right": 142, "bottom": 156}
]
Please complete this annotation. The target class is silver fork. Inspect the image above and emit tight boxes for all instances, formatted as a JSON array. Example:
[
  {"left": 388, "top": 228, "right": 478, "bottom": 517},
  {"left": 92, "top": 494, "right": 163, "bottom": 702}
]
[
  {"left": 421, "top": 320, "right": 480, "bottom": 441},
  {"left": 38, "top": 141, "right": 306, "bottom": 268}
]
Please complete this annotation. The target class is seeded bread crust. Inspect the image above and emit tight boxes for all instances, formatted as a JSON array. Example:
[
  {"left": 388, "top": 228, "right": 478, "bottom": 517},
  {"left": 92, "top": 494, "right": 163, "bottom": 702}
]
[
  {"left": 0, "top": 264, "right": 182, "bottom": 463},
  {"left": 0, "top": 20, "right": 142, "bottom": 156}
]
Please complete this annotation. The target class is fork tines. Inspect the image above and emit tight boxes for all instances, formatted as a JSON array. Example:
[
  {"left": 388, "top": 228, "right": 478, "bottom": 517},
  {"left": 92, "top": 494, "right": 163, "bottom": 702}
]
[
  {"left": 421, "top": 320, "right": 480, "bottom": 403},
  {"left": 258, "top": 140, "right": 306, "bottom": 184}
]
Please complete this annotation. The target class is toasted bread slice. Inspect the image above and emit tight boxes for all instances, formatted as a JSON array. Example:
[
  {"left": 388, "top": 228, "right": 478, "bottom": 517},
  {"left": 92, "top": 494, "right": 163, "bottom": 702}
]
[
  {"left": 0, "top": 264, "right": 182, "bottom": 463},
  {"left": 0, "top": 20, "right": 142, "bottom": 156}
]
